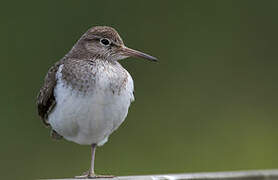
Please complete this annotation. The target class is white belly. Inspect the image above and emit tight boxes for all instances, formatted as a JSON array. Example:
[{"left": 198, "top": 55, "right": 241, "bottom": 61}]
[{"left": 48, "top": 64, "right": 134, "bottom": 145}]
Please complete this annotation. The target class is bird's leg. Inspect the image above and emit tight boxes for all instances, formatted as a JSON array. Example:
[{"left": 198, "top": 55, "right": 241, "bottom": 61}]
[
  {"left": 89, "top": 143, "right": 96, "bottom": 177},
  {"left": 75, "top": 144, "right": 114, "bottom": 179},
  {"left": 75, "top": 144, "right": 96, "bottom": 178}
]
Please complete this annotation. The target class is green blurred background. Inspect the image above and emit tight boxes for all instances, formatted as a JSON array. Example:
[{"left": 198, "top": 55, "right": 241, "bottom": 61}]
[{"left": 1, "top": 0, "right": 278, "bottom": 179}]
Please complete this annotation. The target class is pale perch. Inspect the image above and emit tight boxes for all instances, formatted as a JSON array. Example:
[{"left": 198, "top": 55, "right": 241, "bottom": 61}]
[{"left": 46, "top": 169, "right": 278, "bottom": 180}]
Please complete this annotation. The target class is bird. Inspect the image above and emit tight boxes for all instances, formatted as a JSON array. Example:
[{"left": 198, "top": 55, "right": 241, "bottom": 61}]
[{"left": 36, "top": 26, "right": 157, "bottom": 178}]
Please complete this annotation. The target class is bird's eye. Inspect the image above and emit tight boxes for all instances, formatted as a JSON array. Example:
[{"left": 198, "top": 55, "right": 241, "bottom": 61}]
[{"left": 100, "top": 38, "right": 111, "bottom": 46}]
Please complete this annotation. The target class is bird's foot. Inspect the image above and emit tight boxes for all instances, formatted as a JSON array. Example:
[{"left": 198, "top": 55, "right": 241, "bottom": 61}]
[{"left": 75, "top": 171, "right": 114, "bottom": 179}]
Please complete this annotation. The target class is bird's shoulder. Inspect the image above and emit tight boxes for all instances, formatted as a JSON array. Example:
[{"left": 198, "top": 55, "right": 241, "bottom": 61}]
[
  {"left": 57, "top": 59, "right": 99, "bottom": 93},
  {"left": 61, "top": 58, "right": 98, "bottom": 79}
]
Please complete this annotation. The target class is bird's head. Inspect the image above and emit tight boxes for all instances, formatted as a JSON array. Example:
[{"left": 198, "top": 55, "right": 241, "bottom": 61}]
[{"left": 71, "top": 26, "right": 158, "bottom": 62}]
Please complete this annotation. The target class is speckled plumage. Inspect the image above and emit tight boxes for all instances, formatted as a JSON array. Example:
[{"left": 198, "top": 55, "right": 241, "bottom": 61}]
[
  {"left": 37, "top": 26, "right": 129, "bottom": 139},
  {"left": 37, "top": 58, "right": 134, "bottom": 145},
  {"left": 48, "top": 59, "right": 134, "bottom": 145},
  {"left": 36, "top": 26, "right": 157, "bottom": 178}
]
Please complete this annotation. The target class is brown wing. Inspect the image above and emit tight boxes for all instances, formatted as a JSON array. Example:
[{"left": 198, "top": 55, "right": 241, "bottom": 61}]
[{"left": 36, "top": 62, "right": 61, "bottom": 126}]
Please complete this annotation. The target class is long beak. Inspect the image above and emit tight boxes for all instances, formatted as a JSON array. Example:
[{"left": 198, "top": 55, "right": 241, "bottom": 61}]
[{"left": 120, "top": 46, "right": 158, "bottom": 62}]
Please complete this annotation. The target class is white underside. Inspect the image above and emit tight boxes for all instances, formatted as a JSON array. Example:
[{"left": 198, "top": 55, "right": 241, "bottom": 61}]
[{"left": 48, "top": 64, "right": 134, "bottom": 146}]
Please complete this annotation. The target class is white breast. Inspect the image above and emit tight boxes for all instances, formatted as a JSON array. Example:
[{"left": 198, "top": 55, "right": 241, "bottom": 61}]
[{"left": 48, "top": 64, "right": 134, "bottom": 146}]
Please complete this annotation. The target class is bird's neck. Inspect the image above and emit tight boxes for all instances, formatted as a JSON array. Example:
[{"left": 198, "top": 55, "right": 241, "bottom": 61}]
[
  {"left": 66, "top": 43, "right": 94, "bottom": 60},
  {"left": 66, "top": 37, "right": 107, "bottom": 60}
]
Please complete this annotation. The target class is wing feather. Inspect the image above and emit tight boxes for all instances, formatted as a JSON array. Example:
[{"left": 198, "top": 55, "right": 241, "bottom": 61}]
[{"left": 36, "top": 62, "right": 60, "bottom": 126}]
